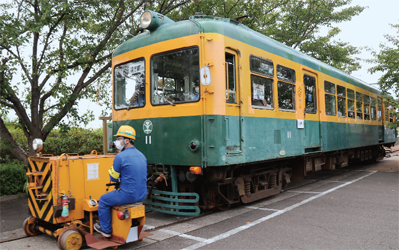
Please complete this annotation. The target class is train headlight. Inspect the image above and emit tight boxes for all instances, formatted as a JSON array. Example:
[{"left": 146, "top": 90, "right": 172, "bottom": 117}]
[
  {"left": 32, "top": 138, "right": 43, "bottom": 153},
  {"left": 140, "top": 10, "right": 175, "bottom": 31},
  {"left": 140, "top": 11, "right": 152, "bottom": 29}
]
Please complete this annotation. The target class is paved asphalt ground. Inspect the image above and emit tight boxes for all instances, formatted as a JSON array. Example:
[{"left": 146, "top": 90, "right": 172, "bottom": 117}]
[{"left": 1, "top": 155, "right": 398, "bottom": 250}]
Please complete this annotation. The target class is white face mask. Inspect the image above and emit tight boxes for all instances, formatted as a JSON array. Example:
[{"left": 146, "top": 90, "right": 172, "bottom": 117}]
[
  {"left": 195, "top": 87, "right": 199, "bottom": 93},
  {"left": 114, "top": 140, "right": 125, "bottom": 151}
]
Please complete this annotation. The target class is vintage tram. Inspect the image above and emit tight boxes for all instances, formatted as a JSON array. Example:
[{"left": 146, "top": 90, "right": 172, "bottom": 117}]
[{"left": 112, "top": 10, "right": 396, "bottom": 216}]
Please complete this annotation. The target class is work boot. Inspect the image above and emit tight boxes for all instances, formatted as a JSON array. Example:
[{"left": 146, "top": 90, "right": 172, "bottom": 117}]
[{"left": 94, "top": 222, "right": 111, "bottom": 237}]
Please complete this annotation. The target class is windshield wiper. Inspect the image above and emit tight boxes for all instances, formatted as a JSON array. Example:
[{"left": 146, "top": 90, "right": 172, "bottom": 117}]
[{"left": 155, "top": 92, "right": 175, "bottom": 106}]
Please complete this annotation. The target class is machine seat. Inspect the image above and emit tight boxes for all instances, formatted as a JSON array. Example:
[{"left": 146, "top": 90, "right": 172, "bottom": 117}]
[{"left": 120, "top": 202, "right": 143, "bottom": 209}]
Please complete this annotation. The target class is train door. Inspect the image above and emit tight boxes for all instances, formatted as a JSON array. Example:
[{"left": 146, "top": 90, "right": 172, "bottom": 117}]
[
  {"left": 303, "top": 71, "right": 322, "bottom": 151},
  {"left": 224, "top": 49, "right": 242, "bottom": 154}
]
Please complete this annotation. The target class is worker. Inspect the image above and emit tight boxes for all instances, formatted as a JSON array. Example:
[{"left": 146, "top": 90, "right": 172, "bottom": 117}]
[{"left": 94, "top": 125, "right": 147, "bottom": 237}]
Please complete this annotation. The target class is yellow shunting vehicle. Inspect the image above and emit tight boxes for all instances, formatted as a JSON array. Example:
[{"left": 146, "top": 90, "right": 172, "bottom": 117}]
[{"left": 23, "top": 139, "right": 151, "bottom": 250}]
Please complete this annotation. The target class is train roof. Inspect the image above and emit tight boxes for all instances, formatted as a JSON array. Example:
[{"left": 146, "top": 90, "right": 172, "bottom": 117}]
[{"left": 113, "top": 17, "right": 380, "bottom": 95}]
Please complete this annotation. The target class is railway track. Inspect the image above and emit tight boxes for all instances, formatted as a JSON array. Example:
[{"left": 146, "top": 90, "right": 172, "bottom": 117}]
[{"left": 386, "top": 145, "right": 399, "bottom": 152}]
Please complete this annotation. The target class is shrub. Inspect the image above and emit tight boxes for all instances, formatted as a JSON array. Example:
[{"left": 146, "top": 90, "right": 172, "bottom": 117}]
[
  {"left": 1, "top": 123, "right": 104, "bottom": 196},
  {"left": 0, "top": 125, "right": 104, "bottom": 162},
  {"left": 0, "top": 160, "right": 27, "bottom": 196},
  {"left": 44, "top": 128, "right": 103, "bottom": 156}
]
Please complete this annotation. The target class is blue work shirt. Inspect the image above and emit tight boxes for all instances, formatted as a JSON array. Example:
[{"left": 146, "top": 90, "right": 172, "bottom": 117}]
[{"left": 110, "top": 147, "right": 147, "bottom": 202}]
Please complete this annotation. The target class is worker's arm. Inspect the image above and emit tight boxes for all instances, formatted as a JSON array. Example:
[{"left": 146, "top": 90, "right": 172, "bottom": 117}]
[{"left": 108, "top": 156, "right": 121, "bottom": 182}]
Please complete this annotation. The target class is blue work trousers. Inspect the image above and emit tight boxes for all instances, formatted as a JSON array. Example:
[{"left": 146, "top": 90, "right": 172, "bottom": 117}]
[{"left": 98, "top": 189, "right": 136, "bottom": 234}]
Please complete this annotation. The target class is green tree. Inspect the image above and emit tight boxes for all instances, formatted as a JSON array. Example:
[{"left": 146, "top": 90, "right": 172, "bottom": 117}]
[
  {"left": 368, "top": 24, "right": 399, "bottom": 128},
  {"left": 0, "top": 0, "right": 190, "bottom": 164},
  {"left": 174, "top": 0, "right": 364, "bottom": 74}
]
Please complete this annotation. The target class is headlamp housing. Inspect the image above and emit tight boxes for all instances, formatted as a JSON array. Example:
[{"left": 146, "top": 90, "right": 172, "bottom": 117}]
[
  {"left": 32, "top": 138, "right": 43, "bottom": 153},
  {"left": 140, "top": 10, "right": 175, "bottom": 31}
]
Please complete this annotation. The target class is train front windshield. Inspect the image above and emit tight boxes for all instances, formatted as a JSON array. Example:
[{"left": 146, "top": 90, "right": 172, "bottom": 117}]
[{"left": 151, "top": 47, "right": 200, "bottom": 105}]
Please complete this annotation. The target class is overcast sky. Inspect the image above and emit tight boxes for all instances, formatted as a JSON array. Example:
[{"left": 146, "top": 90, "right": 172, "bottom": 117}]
[{"left": 332, "top": 0, "right": 399, "bottom": 85}]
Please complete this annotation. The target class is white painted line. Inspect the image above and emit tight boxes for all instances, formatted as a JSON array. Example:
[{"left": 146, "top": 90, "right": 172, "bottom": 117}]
[
  {"left": 159, "top": 229, "right": 181, "bottom": 236},
  {"left": 258, "top": 208, "right": 281, "bottom": 212},
  {"left": 287, "top": 191, "right": 321, "bottom": 194},
  {"left": 158, "top": 229, "right": 206, "bottom": 242},
  {"left": 179, "top": 234, "right": 207, "bottom": 242},
  {"left": 182, "top": 171, "right": 376, "bottom": 250},
  {"left": 245, "top": 206, "right": 280, "bottom": 212},
  {"left": 143, "top": 225, "right": 155, "bottom": 230}
]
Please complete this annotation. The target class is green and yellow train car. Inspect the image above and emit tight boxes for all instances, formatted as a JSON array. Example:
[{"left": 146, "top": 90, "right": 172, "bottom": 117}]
[{"left": 112, "top": 11, "right": 396, "bottom": 215}]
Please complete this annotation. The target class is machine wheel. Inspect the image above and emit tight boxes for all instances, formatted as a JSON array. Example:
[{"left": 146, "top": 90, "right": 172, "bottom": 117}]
[
  {"left": 58, "top": 229, "right": 83, "bottom": 250},
  {"left": 23, "top": 216, "right": 41, "bottom": 236}
]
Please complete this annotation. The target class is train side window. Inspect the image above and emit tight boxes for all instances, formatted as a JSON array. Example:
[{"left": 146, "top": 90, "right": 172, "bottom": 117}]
[
  {"left": 226, "top": 53, "right": 236, "bottom": 104},
  {"left": 277, "top": 65, "right": 296, "bottom": 111},
  {"left": 250, "top": 56, "right": 274, "bottom": 77},
  {"left": 278, "top": 81, "right": 295, "bottom": 111},
  {"left": 356, "top": 92, "right": 363, "bottom": 119},
  {"left": 387, "top": 106, "right": 393, "bottom": 122},
  {"left": 363, "top": 94, "right": 370, "bottom": 120},
  {"left": 370, "top": 97, "right": 376, "bottom": 120},
  {"left": 363, "top": 95, "right": 370, "bottom": 120},
  {"left": 337, "top": 85, "right": 346, "bottom": 117},
  {"left": 377, "top": 98, "right": 382, "bottom": 121},
  {"left": 347, "top": 89, "right": 355, "bottom": 118},
  {"left": 385, "top": 106, "right": 389, "bottom": 121},
  {"left": 324, "top": 81, "right": 336, "bottom": 116},
  {"left": 114, "top": 58, "right": 146, "bottom": 110},
  {"left": 304, "top": 75, "right": 316, "bottom": 114},
  {"left": 251, "top": 75, "right": 273, "bottom": 108},
  {"left": 390, "top": 110, "right": 393, "bottom": 122},
  {"left": 277, "top": 65, "right": 296, "bottom": 83}
]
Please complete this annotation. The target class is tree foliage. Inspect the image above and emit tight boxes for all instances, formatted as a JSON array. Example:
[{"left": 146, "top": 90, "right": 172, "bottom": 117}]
[
  {"left": 1, "top": 0, "right": 366, "bottom": 163},
  {"left": 0, "top": 0, "right": 190, "bottom": 164},
  {"left": 368, "top": 23, "right": 399, "bottom": 129},
  {"left": 175, "top": 0, "right": 364, "bottom": 74}
]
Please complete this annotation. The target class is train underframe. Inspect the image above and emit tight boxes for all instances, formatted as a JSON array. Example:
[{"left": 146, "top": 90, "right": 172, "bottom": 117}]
[{"left": 145, "top": 144, "right": 389, "bottom": 214}]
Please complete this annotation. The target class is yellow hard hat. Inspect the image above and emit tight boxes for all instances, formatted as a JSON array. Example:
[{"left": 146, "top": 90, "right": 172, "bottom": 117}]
[{"left": 114, "top": 125, "right": 136, "bottom": 140}]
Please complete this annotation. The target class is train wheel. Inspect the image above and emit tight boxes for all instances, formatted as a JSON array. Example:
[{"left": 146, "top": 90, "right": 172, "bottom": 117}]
[
  {"left": 58, "top": 229, "right": 83, "bottom": 250},
  {"left": 23, "top": 216, "right": 41, "bottom": 236}
]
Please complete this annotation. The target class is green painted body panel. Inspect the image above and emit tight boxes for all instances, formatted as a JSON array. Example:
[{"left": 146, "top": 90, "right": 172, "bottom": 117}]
[
  {"left": 114, "top": 18, "right": 380, "bottom": 95},
  {"left": 304, "top": 120, "right": 321, "bottom": 149},
  {"left": 113, "top": 116, "right": 396, "bottom": 167},
  {"left": 113, "top": 117, "right": 202, "bottom": 166}
]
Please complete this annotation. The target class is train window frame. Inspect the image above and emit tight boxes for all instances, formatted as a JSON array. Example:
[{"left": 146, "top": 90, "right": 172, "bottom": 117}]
[
  {"left": 370, "top": 97, "right": 377, "bottom": 120},
  {"left": 377, "top": 98, "right": 382, "bottom": 121},
  {"left": 251, "top": 74, "right": 274, "bottom": 109},
  {"left": 277, "top": 81, "right": 296, "bottom": 112},
  {"left": 356, "top": 92, "right": 363, "bottom": 119},
  {"left": 385, "top": 106, "right": 389, "bottom": 121},
  {"left": 150, "top": 46, "right": 200, "bottom": 106},
  {"left": 226, "top": 52, "right": 237, "bottom": 104},
  {"left": 303, "top": 74, "right": 317, "bottom": 114},
  {"left": 347, "top": 88, "right": 355, "bottom": 118},
  {"left": 250, "top": 55, "right": 274, "bottom": 78},
  {"left": 324, "top": 81, "right": 335, "bottom": 94},
  {"left": 277, "top": 65, "right": 296, "bottom": 83},
  {"left": 363, "top": 94, "right": 370, "bottom": 120},
  {"left": 337, "top": 85, "right": 346, "bottom": 118},
  {"left": 114, "top": 57, "right": 146, "bottom": 111},
  {"left": 324, "top": 81, "right": 336, "bottom": 116}
]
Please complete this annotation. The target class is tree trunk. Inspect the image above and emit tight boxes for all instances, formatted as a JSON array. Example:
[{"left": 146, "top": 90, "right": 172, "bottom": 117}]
[{"left": 0, "top": 118, "right": 28, "bottom": 165}]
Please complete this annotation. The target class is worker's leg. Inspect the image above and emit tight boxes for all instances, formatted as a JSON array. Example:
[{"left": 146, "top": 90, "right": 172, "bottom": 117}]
[{"left": 98, "top": 190, "right": 133, "bottom": 234}]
